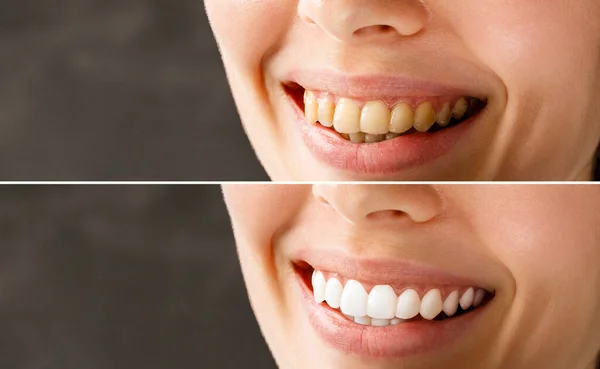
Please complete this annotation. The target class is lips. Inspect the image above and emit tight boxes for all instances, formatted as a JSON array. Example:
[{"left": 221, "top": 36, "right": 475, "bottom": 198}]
[
  {"left": 291, "top": 253, "right": 496, "bottom": 358},
  {"left": 283, "top": 71, "right": 490, "bottom": 176}
]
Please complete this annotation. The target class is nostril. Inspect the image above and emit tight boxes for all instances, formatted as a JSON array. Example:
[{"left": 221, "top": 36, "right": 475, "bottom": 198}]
[
  {"left": 366, "top": 210, "right": 408, "bottom": 220},
  {"left": 353, "top": 25, "right": 396, "bottom": 37}
]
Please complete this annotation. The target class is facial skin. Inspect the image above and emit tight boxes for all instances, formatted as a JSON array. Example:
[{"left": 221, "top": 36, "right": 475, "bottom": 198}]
[
  {"left": 206, "top": 0, "right": 600, "bottom": 181},
  {"left": 223, "top": 184, "right": 600, "bottom": 369}
]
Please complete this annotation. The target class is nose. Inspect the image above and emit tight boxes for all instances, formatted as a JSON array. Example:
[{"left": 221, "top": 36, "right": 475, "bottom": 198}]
[
  {"left": 312, "top": 184, "right": 443, "bottom": 225},
  {"left": 297, "top": 0, "right": 428, "bottom": 42}
]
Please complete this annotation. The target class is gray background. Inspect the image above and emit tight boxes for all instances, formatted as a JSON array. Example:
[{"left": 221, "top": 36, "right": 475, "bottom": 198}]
[
  {"left": 0, "top": 0, "right": 267, "bottom": 180},
  {"left": 0, "top": 185, "right": 276, "bottom": 369}
]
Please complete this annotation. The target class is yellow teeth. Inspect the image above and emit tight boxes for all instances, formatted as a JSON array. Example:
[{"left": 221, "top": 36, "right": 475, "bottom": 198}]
[
  {"left": 390, "top": 103, "right": 414, "bottom": 134},
  {"left": 304, "top": 91, "right": 318, "bottom": 124},
  {"left": 436, "top": 102, "right": 451, "bottom": 127},
  {"left": 333, "top": 98, "right": 361, "bottom": 134},
  {"left": 302, "top": 91, "right": 480, "bottom": 143},
  {"left": 318, "top": 99, "right": 335, "bottom": 127},
  {"left": 360, "top": 101, "right": 391, "bottom": 135},
  {"left": 452, "top": 97, "right": 468, "bottom": 120},
  {"left": 413, "top": 102, "right": 436, "bottom": 133}
]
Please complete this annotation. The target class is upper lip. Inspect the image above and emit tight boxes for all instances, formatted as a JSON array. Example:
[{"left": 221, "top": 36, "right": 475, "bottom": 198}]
[
  {"left": 292, "top": 249, "right": 496, "bottom": 291},
  {"left": 286, "top": 69, "right": 489, "bottom": 102}
]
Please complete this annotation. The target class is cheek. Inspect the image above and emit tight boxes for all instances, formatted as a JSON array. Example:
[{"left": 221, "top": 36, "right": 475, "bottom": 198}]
[
  {"left": 222, "top": 184, "right": 309, "bottom": 252},
  {"left": 205, "top": 0, "right": 295, "bottom": 65},
  {"left": 457, "top": 1, "right": 600, "bottom": 92}
]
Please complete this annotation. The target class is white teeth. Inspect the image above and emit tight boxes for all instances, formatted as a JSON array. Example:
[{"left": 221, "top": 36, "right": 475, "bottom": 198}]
[
  {"left": 312, "top": 271, "right": 326, "bottom": 303},
  {"left": 340, "top": 280, "right": 369, "bottom": 317},
  {"left": 325, "top": 278, "right": 343, "bottom": 309},
  {"left": 371, "top": 318, "right": 390, "bottom": 327},
  {"left": 354, "top": 316, "right": 372, "bottom": 325},
  {"left": 395, "top": 289, "right": 421, "bottom": 319},
  {"left": 420, "top": 289, "right": 443, "bottom": 320},
  {"left": 311, "top": 271, "right": 488, "bottom": 326},
  {"left": 460, "top": 287, "right": 475, "bottom": 310},
  {"left": 436, "top": 102, "right": 452, "bottom": 127},
  {"left": 317, "top": 98, "right": 335, "bottom": 127},
  {"left": 367, "top": 285, "right": 397, "bottom": 320},
  {"left": 473, "top": 289, "right": 485, "bottom": 307},
  {"left": 443, "top": 290, "right": 460, "bottom": 317},
  {"left": 390, "top": 318, "right": 403, "bottom": 326},
  {"left": 413, "top": 102, "right": 437, "bottom": 133},
  {"left": 390, "top": 102, "right": 414, "bottom": 133}
]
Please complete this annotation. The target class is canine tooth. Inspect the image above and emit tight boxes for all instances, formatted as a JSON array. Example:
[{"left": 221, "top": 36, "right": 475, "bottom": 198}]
[
  {"left": 312, "top": 271, "right": 326, "bottom": 303},
  {"left": 371, "top": 318, "right": 390, "bottom": 327},
  {"left": 390, "top": 318, "right": 403, "bottom": 326},
  {"left": 452, "top": 97, "right": 468, "bottom": 120},
  {"left": 340, "top": 280, "right": 368, "bottom": 317},
  {"left": 349, "top": 132, "right": 365, "bottom": 143},
  {"left": 333, "top": 98, "right": 361, "bottom": 133},
  {"left": 354, "top": 316, "right": 371, "bottom": 325},
  {"left": 360, "top": 101, "right": 390, "bottom": 135},
  {"left": 436, "top": 102, "right": 451, "bottom": 127},
  {"left": 325, "top": 278, "right": 343, "bottom": 309},
  {"left": 414, "top": 102, "right": 436, "bottom": 132},
  {"left": 473, "top": 289, "right": 485, "bottom": 307},
  {"left": 443, "top": 290, "right": 460, "bottom": 317},
  {"left": 385, "top": 132, "right": 400, "bottom": 140},
  {"left": 364, "top": 134, "right": 386, "bottom": 143},
  {"left": 459, "top": 287, "right": 475, "bottom": 310},
  {"left": 420, "top": 289, "right": 443, "bottom": 320},
  {"left": 390, "top": 103, "right": 414, "bottom": 133},
  {"left": 318, "top": 99, "right": 335, "bottom": 127},
  {"left": 367, "top": 285, "right": 397, "bottom": 320},
  {"left": 304, "top": 91, "right": 318, "bottom": 124},
  {"left": 396, "top": 289, "right": 421, "bottom": 319}
]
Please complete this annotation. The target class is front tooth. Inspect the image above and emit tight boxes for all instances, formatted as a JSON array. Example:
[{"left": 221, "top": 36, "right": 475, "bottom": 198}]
[
  {"left": 395, "top": 289, "right": 421, "bottom": 319},
  {"left": 364, "top": 134, "right": 386, "bottom": 143},
  {"left": 360, "top": 101, "right": 390, "bottom": 135},
  {"left": 325, "top": 278, "right": 343, "bottom": 309},
  {"left": 371, "top": 318, "right": 390, "bottom": 327},
  {"left": 312, "top": 271, "right": 326, "bottom": 303},
  {"left": 333, "top": 98, "right": 361, "bottom": 134},
  {"left": 367, "top": 285, "right": 397, "bottom": 319},
  {"left": 436, "top": 102, "right": 451, "bottom": 127},
  {"left": 413, "top": 102, "right": 436, "bottom": 132},
  {"left": 340, "top": 280, "right": 368, "bottom": 317},
  {"left": 318, "top": 98, "right": 335, "bottom": 127},
  {"left": 443, "top": 290, "right": 460, "bottom": 316},
  {"left": 349, "top": 132, "right": 365, "bottom": 143},
  {"left": 473, "top": 289, "right": 485, "bottom": 307},
  {"left": 459, "top": 287, "right": 475, "bottom": 310},
  {"left": 420, "top": 289, "right": 443, "bottom": 320},
  {"left": 452, "top": 97, "right": 468, "bottom": 120},
  {"left": 390, "top": 103, "right": 414, "bottom": 133},
  {"left": 304, "top": 91, "right": 318, "bottom": 124},
  {"left": 354, "top": 316, "right": 372, "bottom": 325}
]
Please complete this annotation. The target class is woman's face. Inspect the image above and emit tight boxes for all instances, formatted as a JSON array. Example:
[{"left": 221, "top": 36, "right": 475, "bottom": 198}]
[
  {"left": 223, "top": 184, "right": 600, "bottom": 369},
  {"left": 206, "top": 0, "right": 600, "bottom": 181}
]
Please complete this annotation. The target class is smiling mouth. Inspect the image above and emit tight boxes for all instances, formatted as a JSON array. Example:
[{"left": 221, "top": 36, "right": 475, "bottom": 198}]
[
  {"left": 285, "top": 83, "right": 487, "bottom": 143},
  {"left": 296, "top": 262, "right": 494, "bottom": 327}
]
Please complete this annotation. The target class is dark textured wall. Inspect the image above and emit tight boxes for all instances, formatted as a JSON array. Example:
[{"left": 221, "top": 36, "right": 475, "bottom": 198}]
[
  {"left": 0, "top": 185, "right": 276, "bottom": 369},
  {"left": 0, "top": 1, "right": 267, "bottom": 180}
]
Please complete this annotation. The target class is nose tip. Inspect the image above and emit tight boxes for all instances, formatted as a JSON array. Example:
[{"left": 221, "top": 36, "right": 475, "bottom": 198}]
[
  {"left": 298, "top": 0, "right": 428, "bottom": 43},
  {"left": 312, "top": 184, "right": 444, "bottom": 226}
]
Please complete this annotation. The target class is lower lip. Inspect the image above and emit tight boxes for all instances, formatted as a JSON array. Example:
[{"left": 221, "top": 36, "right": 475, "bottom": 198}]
[
  {"left": 286, "top": 92, "right": 481, "bottom": 176},
  {"left": 295, "top": 272, "right": 486, "bottom": 359}
]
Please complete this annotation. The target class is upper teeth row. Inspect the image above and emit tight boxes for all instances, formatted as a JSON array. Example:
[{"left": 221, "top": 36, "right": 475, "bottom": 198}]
[
  {"left": 304, "top": 91, "right": 471, "bottom": 138},
  {"left": 312, "top": 270, "right": 486, "bottom": 325}
]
